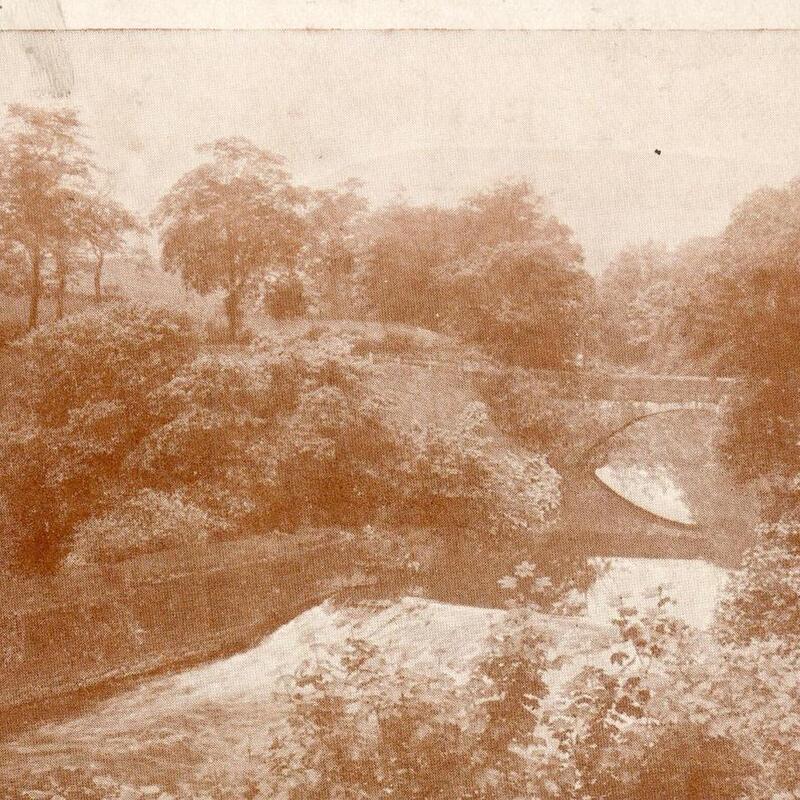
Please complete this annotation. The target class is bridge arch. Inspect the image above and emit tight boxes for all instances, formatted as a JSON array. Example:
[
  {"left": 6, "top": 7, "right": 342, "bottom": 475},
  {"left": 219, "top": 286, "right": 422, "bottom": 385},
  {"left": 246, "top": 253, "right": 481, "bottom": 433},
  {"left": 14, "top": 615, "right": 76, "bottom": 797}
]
[{"left": 580, "top": 401, "right": 722, "bottom": 461}]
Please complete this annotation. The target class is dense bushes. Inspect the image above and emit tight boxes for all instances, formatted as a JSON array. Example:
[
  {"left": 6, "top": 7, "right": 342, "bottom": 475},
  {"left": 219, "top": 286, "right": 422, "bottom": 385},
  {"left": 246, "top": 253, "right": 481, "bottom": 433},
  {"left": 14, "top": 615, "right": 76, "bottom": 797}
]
[
  {"left": 475, "top": 366, "right": 569, "bottom": 452},
  {"left": 0, "top": 304, "right": 199, "bottom": 571},
  {"left": 474, "top": 365, "right": 617, "bottom": 466},
  {"left": 68, "top": 489, "right": 219, "bottom": 564},
  {"left": 717, "top": 517, "right": 800, "bottom": 644},
  {"left": 720, "top": 375, "right": 800, "bottom": 504},
  {"left": 0, "top": 307, "right": 562, "bottom": 572},
  {"left": 263, "top": 272, "right": 309, "bottom": 319},
  {"left": 395, "top": 404, "right": 560, "bottom": 536}
]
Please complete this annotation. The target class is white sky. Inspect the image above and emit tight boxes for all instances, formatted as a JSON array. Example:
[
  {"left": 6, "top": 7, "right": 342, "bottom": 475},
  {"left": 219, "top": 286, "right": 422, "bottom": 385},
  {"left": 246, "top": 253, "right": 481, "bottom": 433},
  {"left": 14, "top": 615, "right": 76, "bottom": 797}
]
[{"left": 1, "top": 30, "right": 800, "bottom": 272}]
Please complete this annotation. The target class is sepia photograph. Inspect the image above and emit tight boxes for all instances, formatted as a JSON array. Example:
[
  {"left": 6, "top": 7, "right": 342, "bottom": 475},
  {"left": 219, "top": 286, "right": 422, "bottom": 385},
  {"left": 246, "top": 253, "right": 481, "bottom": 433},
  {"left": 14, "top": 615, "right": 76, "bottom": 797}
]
[{"left": 0, "top": 9, "right": 799, "bottom": 799}]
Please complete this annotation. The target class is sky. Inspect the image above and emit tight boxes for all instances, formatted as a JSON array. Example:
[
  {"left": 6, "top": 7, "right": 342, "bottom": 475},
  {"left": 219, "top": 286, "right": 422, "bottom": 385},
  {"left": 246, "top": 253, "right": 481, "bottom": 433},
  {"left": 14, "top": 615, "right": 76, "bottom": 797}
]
[{"left": 1, "top": 30, "right": 800, "bottom": 272}]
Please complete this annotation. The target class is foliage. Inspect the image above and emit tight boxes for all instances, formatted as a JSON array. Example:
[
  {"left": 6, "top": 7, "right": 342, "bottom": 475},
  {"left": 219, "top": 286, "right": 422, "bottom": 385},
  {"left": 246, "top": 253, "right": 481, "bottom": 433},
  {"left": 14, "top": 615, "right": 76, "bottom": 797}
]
[
  {"left": 627, "top": 724, "right": 756, "bottom": 800},
  {"left": 443, "top": 240, "right": 590, "bottom": 369},
  {"left": 0, "top": 304, "right": 199, "bottom": 571},
  {"left": 262, "top": 613, "right": 557, "bottom": 800},
  {"left": 721, "top": 375, "right": 800, "bottom": 499},
  {"left": 357, "top": 202, "right": 455, "bottom": 328},
  {"left": 0, "top": 104, "right": 93, "bottom": 328},
  {"left": 0, "top": 104, "right": 140, "bottom": 327},
  {"left": 203, "top": 316, "right": 255, "bottom": 346},
  {"left": 474, "top": 366, "right": 570, "bottom": 452},
  {"left": 78, "top": 192, "right": 143, "bottom": 301},
  {"left": 0, "top": 303, "right": 565, "bottom": 574},
  {"left": 16, "top": 303, "right": 198, "bottom": 426},
  {"left": 681, "top": 180, "right": 800, "bottom": 375},
  {"left": 355, "top": 182, "right": 591, "bottom": 368},
  {"left": 68, "top": 489, "right": 221, "bottom": 564},
  {"left": 301, "top": 179, "right": 368, "bottom": 319},
  {"left": 717, "top": 517, "right": 800, "bottom": 644},
  {"left": 125, "top": 332, "right": 403, "bottom": 538},
  {"left": 682, "top": 180, "right": 800, "bottom": 496},
  {"left": 217, "top": 577, "right": 778, "bottom": 800},
  {"left": 595, "top": 237, "right": 721, "bottom": 371},
  {"left": 263, "top": 272, "right": 309, "bottom": 319},
  {"left": 393, "top": 402, "right": 560, "bottom": 538},
  {"left": 152, "top": 137, "right": 306, "bottom": 337}
]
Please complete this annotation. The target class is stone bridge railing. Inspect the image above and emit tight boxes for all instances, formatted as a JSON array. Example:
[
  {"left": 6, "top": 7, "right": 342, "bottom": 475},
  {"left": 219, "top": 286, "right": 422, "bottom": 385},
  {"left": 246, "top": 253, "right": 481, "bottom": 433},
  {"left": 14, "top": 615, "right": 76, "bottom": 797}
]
[{"left": 368, "top": 352, "right": 740, "bottom": 407}]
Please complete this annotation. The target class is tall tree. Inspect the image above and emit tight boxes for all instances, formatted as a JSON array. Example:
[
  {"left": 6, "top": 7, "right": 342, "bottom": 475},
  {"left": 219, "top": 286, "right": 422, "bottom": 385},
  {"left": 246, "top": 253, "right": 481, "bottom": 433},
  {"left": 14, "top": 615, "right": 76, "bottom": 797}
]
[
  {"left": 596, "top": 240, "right": 672, "bottom": 365},
  {"left": 455, "top": 180, "right": 563, "bottom": 253},
  {"left": 0, "top": 104, "right": 94, "bottom": 327},
  {"left": 683, "top": 180, "right": 800, "bottom": 376},
  {"left": 358, "top": 202, "right": 457, "bottom": 328},
  {"left": 152, "top": 137, "right": 306, "bottom": 338},
  {"left": 444, "top": 239, "right": 591, "bottom": 368},
  {"left": 79, "top": 192, "right": 143, "bottom": 302},
  {"left": 302, "top": 179, "right": 368, "bottom": 319},
  {"left": 678, "top": 179, "right": 800, "bottom": 497},
  {"left": 444, "top": 182, "right": 590, "bottom": 367}
]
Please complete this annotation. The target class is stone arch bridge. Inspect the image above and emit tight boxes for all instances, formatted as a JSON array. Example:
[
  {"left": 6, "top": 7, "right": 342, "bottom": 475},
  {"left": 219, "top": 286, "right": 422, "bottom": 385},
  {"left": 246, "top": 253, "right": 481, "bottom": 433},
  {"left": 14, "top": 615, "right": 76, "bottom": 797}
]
[{"left": 376, "top": 353, "right": 740, "bottom": 443}]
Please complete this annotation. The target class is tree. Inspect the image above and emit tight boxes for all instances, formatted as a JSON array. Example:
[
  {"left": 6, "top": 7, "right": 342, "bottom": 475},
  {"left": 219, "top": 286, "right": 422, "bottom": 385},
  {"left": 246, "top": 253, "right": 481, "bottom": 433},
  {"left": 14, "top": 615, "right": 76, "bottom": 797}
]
[
  {"left": 152, "top": 137, "right": 306, "bottom": 338},
  {"left": 302, "top": 179, "right": 368, "bottom": 319},
  {"left": 678, "top": 180, "right": 800, "bottom": 489},
  {"left": 78, "top": 192, "right": 143, "bottom": 302},
  {"left": 358, "top": 202, "right": 456, "bottom": 328},
  {"left": 444, "top": 239, "right": 591, "bottom": 367},
  {"left": 0, "top": 305, "right": 198, "bottom": 572},
  {"left": 682, "top": 180, "right": 800, "bottom": 376},
  {"left": 596, "top": 240, "right": 672, "bottom": 365},
  {"left": 0, "top": 104, "right": 141, "bottom": 324},
  {"left": 455, "top": 180, "right": 568, "bottom": 253},
  {"left": 0, "top": 105, "right": 94, "bottom": 328}
]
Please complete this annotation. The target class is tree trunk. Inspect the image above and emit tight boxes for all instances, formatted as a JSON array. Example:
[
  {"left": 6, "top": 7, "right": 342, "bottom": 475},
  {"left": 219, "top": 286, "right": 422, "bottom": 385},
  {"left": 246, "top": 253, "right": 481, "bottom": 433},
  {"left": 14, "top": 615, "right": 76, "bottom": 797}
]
[
  {"left": 54, "top": 253, "right": 67, "bottom": 321},
  {"left": 223, "top": 286, "right": 242, "bottom": 341},
  {"left": 93, "top": 251, "right": 104, "bottom": 302},
  {"left": 327, "top": 273, "right": 341, "bottom": 320},
  {"left": 56, "top": 274, "right": 66, "bottom": 320},
  {"left": 27, "top": 248, "right": 42, "bottom": 330}
]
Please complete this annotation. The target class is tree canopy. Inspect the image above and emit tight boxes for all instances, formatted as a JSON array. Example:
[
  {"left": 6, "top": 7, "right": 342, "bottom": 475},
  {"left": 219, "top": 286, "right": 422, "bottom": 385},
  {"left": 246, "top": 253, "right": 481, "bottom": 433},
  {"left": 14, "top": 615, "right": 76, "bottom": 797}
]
[
  {"left": 0, "top": 104, "right": 141, "bottom": 324},
  {"left": 682, "top": 180, "right": 800, "bottom": 376},
  {"left": 152, "top": 137, "right": 307, "bottom": 337}
]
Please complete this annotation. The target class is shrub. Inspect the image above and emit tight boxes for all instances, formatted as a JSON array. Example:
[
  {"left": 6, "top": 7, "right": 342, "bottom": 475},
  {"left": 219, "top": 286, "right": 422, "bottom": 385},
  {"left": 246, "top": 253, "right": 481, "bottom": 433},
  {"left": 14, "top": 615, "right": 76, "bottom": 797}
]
[
  {"left": 627, "top": 725, "right": 755, "bottom": 800},
  {"left": 13, "top": 303, "right": 198, "bottom": 426},
  {"left": 0, "top": 318, "right": 25, "bottom": 348},
  {"left": 68, "top": 489, "right": 220, "bottom": 564},
  {"left": 267, "top": 384, "right": 403, "bottom": 529},
  {"left": 393, "top": 402, "right": 561, "bottom": 538},
  {"left": 264, "top": 273, "right": 308, "bottom": 319},
  {"left": 717, "top": 517, "right": 800, "bottom": 643},
  {"left": 474, "top": 366, "right": 567, "bottom": 451},
  {"left": 127, "top": 332, "right": 403, "bottom": 537},
  {"left": 0, "top": 304, "right": 198, "bottom": 572}
]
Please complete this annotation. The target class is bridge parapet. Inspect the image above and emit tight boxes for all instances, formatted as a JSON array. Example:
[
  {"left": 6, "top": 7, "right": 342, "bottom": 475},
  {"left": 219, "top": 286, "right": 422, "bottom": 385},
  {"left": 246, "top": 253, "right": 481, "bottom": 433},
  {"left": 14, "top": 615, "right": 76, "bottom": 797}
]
[
  {"left": 527, "top": 370, "right": 739, "bottom": 406},
  {"left": 369, "top": 352, "right": 740, "bottom": 407}
]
